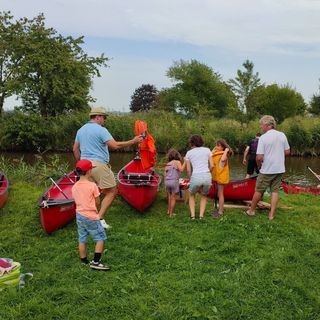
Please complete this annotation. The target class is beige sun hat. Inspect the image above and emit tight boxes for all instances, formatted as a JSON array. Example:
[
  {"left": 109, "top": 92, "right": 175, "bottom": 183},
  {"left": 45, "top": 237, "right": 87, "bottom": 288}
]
[{"left": 89, "top": 106, "right": 108, "bottom": 116}]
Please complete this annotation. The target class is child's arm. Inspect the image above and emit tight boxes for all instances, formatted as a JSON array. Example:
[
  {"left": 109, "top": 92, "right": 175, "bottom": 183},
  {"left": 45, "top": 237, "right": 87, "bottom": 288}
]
[
  {"left": 163, "top": 165, "right": 167, "bottom": 178},
  {"left": 176, "top": 160, "right": 186, "bottom": 172},
  {"left": 95, "top": 196, "right": 101, "bottom": 210},
  {"left": 220, "top": 148, "right": 229, "bottom": 162},
  {"left": 209, "top": 157, "right": 214, "bottom": 172}
]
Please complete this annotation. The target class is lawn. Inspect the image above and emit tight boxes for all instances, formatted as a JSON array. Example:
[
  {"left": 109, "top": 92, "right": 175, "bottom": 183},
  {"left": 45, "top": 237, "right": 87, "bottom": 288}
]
[{"left": 1, "top": 181, "right": 320, "bottom": 320}]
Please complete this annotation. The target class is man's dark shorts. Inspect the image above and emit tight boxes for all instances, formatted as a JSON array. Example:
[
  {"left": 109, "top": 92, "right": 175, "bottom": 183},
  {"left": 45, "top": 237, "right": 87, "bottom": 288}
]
[{"left": 256, "top": 173, "right": 283, "bottom": 193}]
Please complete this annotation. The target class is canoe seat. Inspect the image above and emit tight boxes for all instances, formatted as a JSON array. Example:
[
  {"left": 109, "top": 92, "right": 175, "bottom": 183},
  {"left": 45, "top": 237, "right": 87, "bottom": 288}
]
[{"left": 121, "top": 170, "right": 155, "bottom": 183}]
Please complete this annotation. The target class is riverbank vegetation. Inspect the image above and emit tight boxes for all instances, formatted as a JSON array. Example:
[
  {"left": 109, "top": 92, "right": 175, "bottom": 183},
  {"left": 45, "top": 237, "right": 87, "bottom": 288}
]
[
  {"left": 1, "top": 159, "right": 320, "bottom": 319},
  {"left": 1, "top": 110, "right": 320, "bottom": 156}
]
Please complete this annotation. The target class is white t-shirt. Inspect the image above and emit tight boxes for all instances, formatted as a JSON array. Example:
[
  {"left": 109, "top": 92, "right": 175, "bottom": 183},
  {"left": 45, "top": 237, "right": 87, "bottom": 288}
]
[
  {"left": 185, "top": 147, "right": 211, "bottom": 174},
  {"left": 257, "top": 129, "right": 290, "bottom": 174}
]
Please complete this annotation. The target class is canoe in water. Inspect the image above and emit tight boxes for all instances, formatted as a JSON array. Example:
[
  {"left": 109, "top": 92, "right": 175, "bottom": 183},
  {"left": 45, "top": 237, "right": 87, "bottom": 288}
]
[
  {"left": 0, "top": 172, "right": 9, "bottom": 208},
  {"left": 117, "top": 157, "right": 161, "bottom": 212},
  {"left": 180, "top": 176, "right": 257, "bottom": 201},
  {"left": 38, "top": 172, "right": 77, "bottom": 234},
  {"left": 282, "top": 180, "right": 320, "bottom": 196}
]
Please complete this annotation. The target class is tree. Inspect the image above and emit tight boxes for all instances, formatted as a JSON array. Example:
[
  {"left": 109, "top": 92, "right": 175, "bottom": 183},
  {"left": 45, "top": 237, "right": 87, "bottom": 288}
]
[
  {"left": 309, "top": 80, "right": 320, "bottom": 115},
  {"left": 130, "top": 84, "right": 158, "bottom": 112},
  {"left": 0, "top": 12, "right": 26, "bottom": 114},
  {"left": 228, "top": 60, "right": 262, "bottom": 113},
  {"left": 0, "top": 12, "right": 109, "bottom": 117},
  {"left": 160, "top": 59, "right": 236, "bottom": 117},
  {"left": 246, "top": 84, "right": 306, "bottom": 123}
]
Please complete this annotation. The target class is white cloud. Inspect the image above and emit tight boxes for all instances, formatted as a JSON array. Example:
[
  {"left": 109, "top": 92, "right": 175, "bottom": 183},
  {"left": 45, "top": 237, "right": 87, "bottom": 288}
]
[{"left": 3, "top": 0, "right": 320, "bottom": 54}]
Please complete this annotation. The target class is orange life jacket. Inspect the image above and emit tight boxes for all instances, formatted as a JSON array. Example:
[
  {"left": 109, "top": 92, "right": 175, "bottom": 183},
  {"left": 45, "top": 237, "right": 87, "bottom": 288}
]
[{"left": 134, "top": 120, "right": 156, "bottom": 169}]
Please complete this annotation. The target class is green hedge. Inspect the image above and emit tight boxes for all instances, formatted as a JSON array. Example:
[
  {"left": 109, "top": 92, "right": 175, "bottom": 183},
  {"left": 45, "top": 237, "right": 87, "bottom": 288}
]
[{"left": 1, "top": 111, "right": 320, "bottom": 155}]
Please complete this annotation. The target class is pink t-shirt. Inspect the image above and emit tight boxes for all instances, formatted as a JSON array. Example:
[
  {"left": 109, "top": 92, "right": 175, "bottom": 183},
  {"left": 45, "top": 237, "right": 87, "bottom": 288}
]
[{"left": 72, "top": 179, "right": 100, "bottom": 220}]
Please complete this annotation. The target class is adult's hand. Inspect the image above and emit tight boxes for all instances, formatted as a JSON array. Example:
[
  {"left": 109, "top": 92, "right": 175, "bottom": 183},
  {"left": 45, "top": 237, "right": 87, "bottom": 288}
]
[{"left": 134, "top": 135, "right": 143, "bottom": 144}]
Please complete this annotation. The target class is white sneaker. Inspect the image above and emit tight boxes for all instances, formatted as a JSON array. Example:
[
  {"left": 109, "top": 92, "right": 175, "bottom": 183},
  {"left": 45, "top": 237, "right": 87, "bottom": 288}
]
[
  {"left": 89, "top": 260, "right": 111, "bottom": 271},
  {"left": 100, "top": 219, "right": 111, "bottom": 229}
]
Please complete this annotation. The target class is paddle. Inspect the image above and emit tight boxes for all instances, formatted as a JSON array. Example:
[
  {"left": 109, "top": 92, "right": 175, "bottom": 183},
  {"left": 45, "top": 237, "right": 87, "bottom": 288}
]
[
  {"left": 49, "top": 177, "right": 69, "bottom": 199},
  {"left": 307, "top": 166, "right": 320, "bottom": 182}
]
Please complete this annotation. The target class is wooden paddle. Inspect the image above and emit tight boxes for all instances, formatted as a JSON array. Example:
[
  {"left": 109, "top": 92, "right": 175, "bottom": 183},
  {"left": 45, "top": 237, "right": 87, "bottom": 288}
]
[{"left": 307, "top": 166, "right": 320, "bottom": 182}]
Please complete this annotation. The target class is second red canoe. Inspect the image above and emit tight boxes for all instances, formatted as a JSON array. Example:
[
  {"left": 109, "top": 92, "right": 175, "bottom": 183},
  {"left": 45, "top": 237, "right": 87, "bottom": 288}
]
[{"left": 117, "top": 157, "right": 161, "bottom": 212}]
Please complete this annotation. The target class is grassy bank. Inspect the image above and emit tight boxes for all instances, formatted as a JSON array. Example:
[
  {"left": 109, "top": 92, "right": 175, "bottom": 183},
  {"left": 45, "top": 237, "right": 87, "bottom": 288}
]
[{"left": 1, "top": 172, "right": 320, "bottom": 319}]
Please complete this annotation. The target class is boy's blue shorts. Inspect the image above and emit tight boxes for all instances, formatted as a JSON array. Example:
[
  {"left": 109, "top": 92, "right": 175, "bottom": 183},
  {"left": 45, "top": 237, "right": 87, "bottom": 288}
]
[{"left": 76, "top": 213, "right": 107, "bottom": 243}]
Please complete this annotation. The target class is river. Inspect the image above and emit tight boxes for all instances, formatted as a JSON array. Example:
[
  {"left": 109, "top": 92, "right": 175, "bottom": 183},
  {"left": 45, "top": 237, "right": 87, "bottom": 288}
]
[{"left": 2, "top": 152, "right": 320, "bottom": 186}]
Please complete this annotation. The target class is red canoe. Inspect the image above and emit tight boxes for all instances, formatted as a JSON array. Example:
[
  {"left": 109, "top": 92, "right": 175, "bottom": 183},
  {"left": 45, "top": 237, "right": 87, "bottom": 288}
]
[
  {"left": 117, "top": 157, "right": 161, "bottom": 212},
  {"left": 282, "top": 180, "right": 320, "bottom": 196},
  {"left": 0, "top": 172, "right": 9, "bottom": 208},
  {"left": 180, "top": 176, "right": 257, "bottom": 201},
  {"left": 38, "top": 172, "right": 77, "bottom": 234}
]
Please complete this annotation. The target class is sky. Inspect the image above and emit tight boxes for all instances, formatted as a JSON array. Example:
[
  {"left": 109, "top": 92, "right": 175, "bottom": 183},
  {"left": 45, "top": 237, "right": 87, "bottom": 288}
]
[{"left": 2, "top": 0, "right": 320, "bottom": 112}]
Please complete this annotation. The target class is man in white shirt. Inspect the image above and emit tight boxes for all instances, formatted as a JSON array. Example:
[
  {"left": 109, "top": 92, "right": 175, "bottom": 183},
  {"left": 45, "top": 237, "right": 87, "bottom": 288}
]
[{"left": 246, "top": 115, "right": 290, "bottom": 220}]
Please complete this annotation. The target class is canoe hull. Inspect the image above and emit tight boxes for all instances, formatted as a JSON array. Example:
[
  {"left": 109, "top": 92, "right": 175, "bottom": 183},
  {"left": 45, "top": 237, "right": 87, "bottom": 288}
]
[
  {"left": 282, "top": 181, "right": 320, "bottom": 196},
  {"left": 180, "top": 176, "right": 257, "bottom": 201},
  {"left": 40, "top": 200, "right": 76, "bottom": 234},
  {"left": 117, "top": 157, "right": 161, "bottom": 212},
  {"left": 38, "top": 172, "right": 77, "bottom": 233},
  {"left": 0, "top": 173, "right": 9, "bottom": 209}
]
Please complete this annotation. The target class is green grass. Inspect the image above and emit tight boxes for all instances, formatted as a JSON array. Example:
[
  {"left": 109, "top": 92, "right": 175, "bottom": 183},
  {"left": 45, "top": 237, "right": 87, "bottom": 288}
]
[{"left": 1, "top": 180, "right": 320, "bottom": 319}]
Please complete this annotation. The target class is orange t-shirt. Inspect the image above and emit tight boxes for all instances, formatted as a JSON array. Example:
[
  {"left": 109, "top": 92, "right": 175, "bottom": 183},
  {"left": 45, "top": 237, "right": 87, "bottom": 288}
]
[{"left": 72, "top": 180, "right": 100, "bottom": 220}]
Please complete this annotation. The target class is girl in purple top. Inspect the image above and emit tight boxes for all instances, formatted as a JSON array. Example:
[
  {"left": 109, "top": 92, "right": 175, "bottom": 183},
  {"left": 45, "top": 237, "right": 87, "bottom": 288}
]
[{"left": 164, "top": 149, "right": 185, "bottom": 218}]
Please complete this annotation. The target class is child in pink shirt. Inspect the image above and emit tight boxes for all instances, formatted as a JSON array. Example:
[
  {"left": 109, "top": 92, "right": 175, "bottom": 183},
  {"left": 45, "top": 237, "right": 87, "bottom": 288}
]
[{"left": 72, "top": 159, "right": 110, "bottom": 271}]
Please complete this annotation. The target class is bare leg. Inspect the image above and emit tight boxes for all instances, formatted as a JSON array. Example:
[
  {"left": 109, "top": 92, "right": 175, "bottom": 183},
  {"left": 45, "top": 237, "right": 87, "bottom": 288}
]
[
  {"left": 98, "top": 187, "right": 118, "bottom": 218},
  {"left": 247, "top": 191, "right": 263, "bottom": 216},
  {"left": 169, "top": 193, "right": 176, "bottom": 217},
  {"left": 167, "top": 192, "right": 170, "bottom": 215},
  {"left": 79, "top": 243, "right": 87, "bottom": 259},
  {"left": 189, "top": 193, "right": 196, "bottom": 219},
  {"left": 217, "top": 184, "right": 225, "bottom": 214},
  {"left": 199, "top": 195, "right": 207, "bottom": 218},
  {"left": 269, "top": 192, "right": 279, "bottom": 220},
  {"left": 95, "top": 240, "right": 104, "bottom": 253}
]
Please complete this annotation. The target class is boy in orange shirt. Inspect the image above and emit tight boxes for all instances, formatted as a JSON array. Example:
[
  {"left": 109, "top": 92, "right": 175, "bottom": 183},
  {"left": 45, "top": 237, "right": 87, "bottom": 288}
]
[{"left": 72, "top": 159, "right": 110, "bottom": 271}]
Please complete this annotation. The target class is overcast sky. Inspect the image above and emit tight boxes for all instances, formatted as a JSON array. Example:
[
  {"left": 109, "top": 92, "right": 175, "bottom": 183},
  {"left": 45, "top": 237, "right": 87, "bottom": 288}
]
[{"left": 2, "top": 0, "right": 320, "bottom": 111}]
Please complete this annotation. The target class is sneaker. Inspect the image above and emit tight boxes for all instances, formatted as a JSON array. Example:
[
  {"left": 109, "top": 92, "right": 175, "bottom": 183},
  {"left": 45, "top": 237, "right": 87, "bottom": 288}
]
[
  {"left": 100, "top": 219, "right": 112, "bottom": 229},
  {"left": 211, "top": 210, "right": 223, "bottom": 218},
  {"left": 89, "top": 260, "right": 111, "bottom": 271}
]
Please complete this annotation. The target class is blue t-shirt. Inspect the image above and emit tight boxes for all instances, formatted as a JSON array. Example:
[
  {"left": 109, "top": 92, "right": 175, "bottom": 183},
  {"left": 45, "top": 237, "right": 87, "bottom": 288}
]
[{"left": 75, "top": 122, "right": 113, "bottom": 163}]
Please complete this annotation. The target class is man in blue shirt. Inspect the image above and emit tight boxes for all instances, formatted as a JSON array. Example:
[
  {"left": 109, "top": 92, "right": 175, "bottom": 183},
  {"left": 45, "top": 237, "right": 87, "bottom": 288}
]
[{"left": 73, "top": 106, "right": 142, "bottom": 220}]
